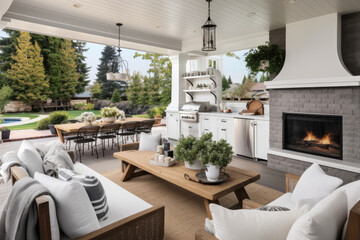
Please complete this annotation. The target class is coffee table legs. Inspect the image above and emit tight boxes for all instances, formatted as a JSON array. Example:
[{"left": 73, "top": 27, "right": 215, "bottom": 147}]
[
  {"left": 121, "top": 164, "right": 137, "bottom": 182},
  {"left": 204, "top": 199, "right": 219, "bottom": 220},
  {"left": 234, "top": 188, "right": 250, "bottom": 209}
]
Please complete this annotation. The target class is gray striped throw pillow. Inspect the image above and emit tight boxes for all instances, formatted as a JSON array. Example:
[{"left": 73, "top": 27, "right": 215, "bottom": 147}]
[{"left": 58, "top": 168, "right": 109, "bottom": 221}]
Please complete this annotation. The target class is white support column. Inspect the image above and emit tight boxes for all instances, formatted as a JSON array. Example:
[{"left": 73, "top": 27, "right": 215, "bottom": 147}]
[{"left": 167, "top": 53, "right": 189, "bottom": 111}]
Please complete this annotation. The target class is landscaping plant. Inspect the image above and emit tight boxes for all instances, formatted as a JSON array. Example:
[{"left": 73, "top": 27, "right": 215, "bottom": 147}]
[
  {"left": 37, "top": 117, "right": 50, "bottom": 130},
  {"left": 49, "top": 111, "right": 69, "bottom": 124},
  {"left": 0, "top": 86, "right": 13, "bottom": 114}
]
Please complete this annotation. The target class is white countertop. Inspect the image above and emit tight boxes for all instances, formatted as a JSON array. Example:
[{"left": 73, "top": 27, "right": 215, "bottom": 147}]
[{"left": 198, "top": 111, "right": 270, "bottom": 121}]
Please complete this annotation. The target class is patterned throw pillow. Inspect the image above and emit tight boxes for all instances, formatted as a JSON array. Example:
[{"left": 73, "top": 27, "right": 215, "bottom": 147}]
[
  {"left": 58, "top": 168, "right": 109, "bottom": 221},
  {"left": 257, "top": 206, "right": 290, "bottom": 211}
]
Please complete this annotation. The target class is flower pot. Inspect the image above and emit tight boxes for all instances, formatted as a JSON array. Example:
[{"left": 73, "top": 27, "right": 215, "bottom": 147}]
[
  {"left": 48, "top": 124, "right": 58, "bottom": 135},
  {"left": 103, "top": 116, "right": 116, "bottom": 123},
  {"left": 184, "top": 158, "right": 203, "bottom": 170},
  {"left": 1, "top": 130, "right": 10, "bottom": 140},
  {"left": 154, "top": 115, "right": 162, "bottom": 124},
  {"left": 205, "top": 164, "right": 221, "bottom": 182}
]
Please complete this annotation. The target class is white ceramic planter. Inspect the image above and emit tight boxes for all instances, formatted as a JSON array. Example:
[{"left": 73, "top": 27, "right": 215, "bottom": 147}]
[
  {"left": 205, "top": 164, "right": 221, "bottom": 182},
  {"left": 184, "top": 158, "right": 203, "bottom": 170},
  {"left": 103, "top": 116, "right": 116, "bottom": 123}
]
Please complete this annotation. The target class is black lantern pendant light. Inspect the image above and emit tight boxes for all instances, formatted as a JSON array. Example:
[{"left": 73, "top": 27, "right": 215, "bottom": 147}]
[{"left": 202, "top": 0, "right": 216, "bottom": 51}]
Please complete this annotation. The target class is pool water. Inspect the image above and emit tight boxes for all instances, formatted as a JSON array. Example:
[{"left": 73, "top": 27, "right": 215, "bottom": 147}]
[{"left": 3, "top": 119, "right": 21, "bottom": 124}]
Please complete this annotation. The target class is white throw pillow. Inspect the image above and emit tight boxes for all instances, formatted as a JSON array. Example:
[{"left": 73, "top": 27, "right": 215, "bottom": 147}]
[
  {"left": 287, "top": 190, "right": 347, "bottom": 240},
  {"left": 138, "top": 133, "right": 161, "bottom": 151},
  {"left": 291, "top": 164, "right": 343, "bottom": 205},
  {"left": 210, "top": 204, "right": 309, "bottom": 240},
  {"left": 34, "top": 173, "right": 99, "bottom": 239},
  {"left": 17, "top": 140, "right": 44, "bottom": 177}
]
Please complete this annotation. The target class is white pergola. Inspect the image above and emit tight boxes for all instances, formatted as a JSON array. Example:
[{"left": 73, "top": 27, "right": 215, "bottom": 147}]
[{"left": 1, "top": 0, "right": 360, "bottom": 110}]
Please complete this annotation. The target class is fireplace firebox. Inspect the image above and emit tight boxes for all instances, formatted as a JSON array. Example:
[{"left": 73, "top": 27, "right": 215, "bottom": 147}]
[{"left": 283, "top": 113, "right": 342, "bottom": 160}]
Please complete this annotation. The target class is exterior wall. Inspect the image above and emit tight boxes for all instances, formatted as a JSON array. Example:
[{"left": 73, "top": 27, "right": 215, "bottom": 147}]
[
  {"left": 268, "top": 87, "right": 360, "bottom": 182},
  {"left": 4, "top": 101, "right": 32, "bottom": 113}
]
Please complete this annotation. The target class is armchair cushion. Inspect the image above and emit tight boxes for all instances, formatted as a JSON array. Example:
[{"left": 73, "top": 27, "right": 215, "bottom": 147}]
[
  {"left": 291, "top": 164, "right": 343, "bottom": 205},
  {"left": 34, "top": 172, "right": 100, "bottom": 239},
  {"left": 267, "top": 193, "right": 296, "bottom": 210},
  {"left": 209, "top": 204, "right": 308, "bottom": 240},
  {"left": 287, "top": 190, "right": 347, "bottom": 240},
  {"left": 18, "top": 140, "right": 44, "bottom": 177},
  {"left": 138, "top": 133, "right": 161, "bottom": 151}
]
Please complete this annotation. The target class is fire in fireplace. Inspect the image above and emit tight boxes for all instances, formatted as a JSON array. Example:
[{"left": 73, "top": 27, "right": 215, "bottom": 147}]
[{"left": 283, "top": 113, "right": 342, "bottom": 160}]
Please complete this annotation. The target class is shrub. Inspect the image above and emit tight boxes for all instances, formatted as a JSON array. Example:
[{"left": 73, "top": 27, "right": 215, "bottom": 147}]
[
  {"left": 72, "top": 102, "right": 85, "bottom": 110},
  {"left": 147, "top": 106, "right": 166, "bottom": 119},
  {"left": 37, "top": 117, "right": 50, "bottom": 130},
  {"left": 85, "top": 103, "right": 94, "bottom": 110},
  {"left": 0, "top": 86, "right": 13, "bottom": 114},
  {"left": 111, "top": 89, "right": 122, "bottom": 103},
  {"left": 49, "top": 111, "right": 69, "bottom": 124},
  {"left": 94, "top": 100, "right": 111, "bottom": 110}
]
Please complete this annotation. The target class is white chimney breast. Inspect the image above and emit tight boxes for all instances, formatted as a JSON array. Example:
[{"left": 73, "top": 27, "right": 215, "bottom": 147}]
[{"left": 266, "top": 13, "right": 360, "bottom": 89}]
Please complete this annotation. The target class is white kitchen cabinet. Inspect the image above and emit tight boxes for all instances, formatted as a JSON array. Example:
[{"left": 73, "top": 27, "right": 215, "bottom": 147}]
[
  {"left": 181, "top": 121, "right": 199, "bottom": 138},
  {"left": 166, "top": 112, "right": 180, "bottom": 139},
  {"left": 216, "top": 117, "right": 234, "bottom": 147},
  {"left": 253, "top": 120, "right": 269, "bottom": 160}
]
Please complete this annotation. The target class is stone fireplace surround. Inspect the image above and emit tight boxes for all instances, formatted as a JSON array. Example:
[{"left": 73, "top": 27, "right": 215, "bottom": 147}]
[{"left": 267, "top": 87, "right": 360, "bottom": 183}]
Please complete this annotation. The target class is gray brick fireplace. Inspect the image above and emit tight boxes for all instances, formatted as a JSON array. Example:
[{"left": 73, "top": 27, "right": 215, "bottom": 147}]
[{"left": 267, "top": 87, "right": 360, "bottom": 183}]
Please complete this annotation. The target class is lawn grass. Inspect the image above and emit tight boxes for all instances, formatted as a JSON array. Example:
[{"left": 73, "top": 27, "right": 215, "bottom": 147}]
[
  {"left": 2, "top": 113, "right": 40, "bottom": 119},
  {"left": 132, "top": 114, "right": 151, "bottom": 119},
  {"left": 66, "top": 110, "right": 101, "bottom": 119},
  {"left": 7, "top": 122, "right": 39, "bottom": 130}
]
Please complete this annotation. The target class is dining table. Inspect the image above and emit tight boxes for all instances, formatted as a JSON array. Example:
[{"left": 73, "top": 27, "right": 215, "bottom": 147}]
[{"left": 54, "top": 117, "right": 150, "bottom": 143}]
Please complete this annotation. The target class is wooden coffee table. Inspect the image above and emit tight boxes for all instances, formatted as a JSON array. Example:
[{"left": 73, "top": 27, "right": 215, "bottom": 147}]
[{"left": 114, "top": 150, "right": 260, "bottom": 219}]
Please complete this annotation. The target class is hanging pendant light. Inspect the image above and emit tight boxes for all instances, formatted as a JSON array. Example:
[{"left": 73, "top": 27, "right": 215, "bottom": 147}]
[
  {"left": 107, "top": 23, "right": 131, "bottom": 81},
  {"left": 201, "top": 0, "right": 216, "bottom": 51}
]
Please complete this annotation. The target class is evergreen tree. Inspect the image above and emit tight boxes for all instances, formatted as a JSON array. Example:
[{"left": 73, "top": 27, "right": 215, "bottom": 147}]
[
  {"left": 126, "top": 72, "right": 143, "bottom": 105},
  {"left": 259, "top": 72, "right": 269, "bottom": 82},
  {"left": 95, "top": 46, "right": 123, "bottom": 99},
  {"left": 72, "top": 41, "right": 90, "bottom": 93},
  {"left": 242, "top": 75, "right": 247, "bottom": 84},
  {"left": 138, "top": 76, "right": 151, "bottom": 105},
  {"left": 111, "top": 89, "right": 122, "bottom": 103},
  {"left": 7, "top": 32, "right": 49, "bottom": 103},
  {"left": 133, "top": 52, "right": 171, "bottom": 106},
  {"left": 0, "top": 30, "right": 20, "bottom": 88},
  {"left": 88, "top": 82, "right": 102, "bottom": 99},
  {"left": 228, "top": 75, "right": 233, "bottom": 84},
  {"left": 59, "top": 39, "right": 79, "bottom": 99},
  {"left": 222, "top": 75, "right": 230, "bottom": 91}
]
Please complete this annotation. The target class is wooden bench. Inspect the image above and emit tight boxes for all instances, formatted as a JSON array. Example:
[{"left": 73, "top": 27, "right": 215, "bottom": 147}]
[
  {"left": 195, "top": 173, "right": 360, "bottom": 240},
  {"left": 10, "top": 151, "right": 165, "bottom": 240}
]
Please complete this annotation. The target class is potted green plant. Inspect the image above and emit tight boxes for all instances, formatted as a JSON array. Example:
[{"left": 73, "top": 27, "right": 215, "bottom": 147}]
[
  {"left": 75, "top": 112, "right": 97, "bottom": 125},
  {"left": 48, "top": 111, "right": 69, "bottom": 135},
  {"left": 244, "top": 42, "right": 285, "bottom": 80},
  {"left": 101, "top": 107, "right": 120, "bottom": 123},
  {"left": 174, "top": 133, "right": 213, "bottom": 170},
  {"left": 199, "top": 139, "right": 233, "bottom": 182},
  {"left": 0, "top": 127, "right": 11, "bottom": 140}
]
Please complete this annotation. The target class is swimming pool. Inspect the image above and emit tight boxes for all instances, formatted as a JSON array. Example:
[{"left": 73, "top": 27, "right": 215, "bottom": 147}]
[{"left": 2, "top": 118, "right": 21, "bottom": 124}]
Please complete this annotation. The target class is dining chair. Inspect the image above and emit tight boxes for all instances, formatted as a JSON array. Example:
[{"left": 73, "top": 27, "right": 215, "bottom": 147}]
[
  {"left": 116, "top": 121, "right": 139, "bottom": 144},
  {"left": 135, "top": 119, "right": 156, "bottom": 141},
  {"left": 74, "top": 125, "right": 100, "bottom": 162},
  {"left": 98, "top": 123, "right": 121, "bottom": 156}
]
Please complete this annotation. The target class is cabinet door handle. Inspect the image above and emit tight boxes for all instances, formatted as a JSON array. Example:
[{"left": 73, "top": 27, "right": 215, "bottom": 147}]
[
  {"left": 188, "top": 126, "right": 192, "bottom": 129},
  {"left": 221, "top": 120, "right": 226, "bottom": 123},
  {"left": 204, "top": 118, "right": 209, "bottom": 120},
  {"left": 204, "top": 129, "right": 209, "bottom": 131},
  {"left": 221, "top": 128, "right": 226, "bottom": 131},
  {"left": 170, "top": 114, "right": 173, "bottom": 116}
]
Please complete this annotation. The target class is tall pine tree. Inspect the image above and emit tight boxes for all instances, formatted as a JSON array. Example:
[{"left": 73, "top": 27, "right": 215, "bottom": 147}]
[
  {"left": 59, "top": 39, "right": 79, "bottom": 98},
  {"left": 72, "top": 40, "right": 90, "bottom": 93},
  {"left": 7, "top": 32, "right": 49, "bottom": 103},
  {"left": 95, "top": 46, "right": 123, "bottom": 100},
  {"left": 0, "top": 30, "right": 20, "bottom": 88},
  {"left": 126, "top": 71, "right": 143, "bottom": 105},
  {"left": 222, "top": 75, "right": 230, "bottom": 91}
]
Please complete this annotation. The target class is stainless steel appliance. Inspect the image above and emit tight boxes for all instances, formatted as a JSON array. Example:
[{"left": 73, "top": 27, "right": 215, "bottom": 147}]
[
  {"left": 180, "top": 101, "right": 212, "bottom": 138},
  {"left": 234, "top": 118, "right": 255, "bottom": 159}
]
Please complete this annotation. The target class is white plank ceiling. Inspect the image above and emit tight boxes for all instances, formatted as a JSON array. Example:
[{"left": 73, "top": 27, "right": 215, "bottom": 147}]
[{"left": 2, "top": 0, "right": 360, "bottom": 53}]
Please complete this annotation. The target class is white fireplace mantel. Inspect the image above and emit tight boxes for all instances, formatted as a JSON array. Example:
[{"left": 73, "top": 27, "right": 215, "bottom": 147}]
[
  {"left": 268, "top": 148, "right": 360, "bottom": 173},
  {"left": 265, "top": 76, "right": 360, "bottom": 89}
]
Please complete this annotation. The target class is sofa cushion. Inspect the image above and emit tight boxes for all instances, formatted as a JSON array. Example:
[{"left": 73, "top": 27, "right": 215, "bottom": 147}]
[
  {"left": 138, "top": 133, "right": 161, "bottom": 151},
  {"left": 291, "top": 164, "right": 343, "bottom": 205},
  {"left": 45, "top": 195, "right": 61, "bottom": 240},
  {"left": 267, "top": 192, "right": 297, "bottom": 210},
  {"left": 18, "top": 140, "right": 44, "bottom": 177},
  {"left": 73, "top": 162, "right": 152, "bottom": 228},
  {"left": 210, "top": 204, "right": 308, "bottom": 240},
  {"left": 58, "top": 168, "right": 109, "bottom": 221},
  {"left": 34, "top": 172, "right": 100, "bottom": 239},
  {"left": 286, "top": 190, "right": 347, "bottom": 240}
]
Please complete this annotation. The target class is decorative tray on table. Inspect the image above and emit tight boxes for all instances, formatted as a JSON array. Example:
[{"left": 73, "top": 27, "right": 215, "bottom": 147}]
[
  {"left": 150, "top": 159, "right": 176, "bottom": 167},
  {"left": 195, "top": 169, "right": 229, "bottom": 185}
]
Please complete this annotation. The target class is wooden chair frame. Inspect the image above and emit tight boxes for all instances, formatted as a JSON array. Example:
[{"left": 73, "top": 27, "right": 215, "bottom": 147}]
[
  {"left": 10, "top": 151, "right": 165, "bottom": 240},
  {"left": 195, "top": 173, "right": 360, "bottom": 240}
]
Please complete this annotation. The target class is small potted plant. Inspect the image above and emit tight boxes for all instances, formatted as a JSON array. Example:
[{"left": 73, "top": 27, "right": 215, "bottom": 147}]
[
  {"left": 101, "top": 107, "right": 120, "bottom": 123},
  {"left": 199, "top": 139, "right": 233, "bottom": 182},
  {"left": 174, "top": 133, "right": 213, "bottom": 170},
  {"left": 196, "top": 84, "right": 203, "bottom": 89},
  {"left": 48, "top": 111, "right": 69, "bottom": 135},
  {"left": 0, "top": 127, "right": 11, "bottom": 140},
  {"left": 75, "top": 112, "right": 97, "bottom": 125},
  {"left": 117, "top": 110, "right": 126, "bottom": 121}
]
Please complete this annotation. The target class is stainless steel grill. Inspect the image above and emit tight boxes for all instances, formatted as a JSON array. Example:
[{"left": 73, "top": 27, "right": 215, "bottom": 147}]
[{"left": 179, "top": 101, "right": 212, "bottom": 122}]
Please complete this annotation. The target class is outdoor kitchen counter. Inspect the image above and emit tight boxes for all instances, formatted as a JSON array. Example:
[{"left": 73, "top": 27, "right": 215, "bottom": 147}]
[{"left": 198, "top": 112, "right": 269, "bottom": 121}]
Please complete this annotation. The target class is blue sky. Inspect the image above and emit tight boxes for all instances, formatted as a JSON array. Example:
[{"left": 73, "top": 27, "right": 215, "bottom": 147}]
[{"left": 0, "top": 30, "right": 252, "bottom": 84}]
